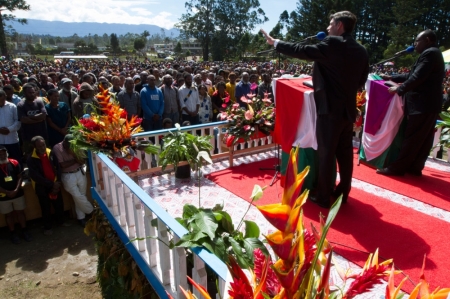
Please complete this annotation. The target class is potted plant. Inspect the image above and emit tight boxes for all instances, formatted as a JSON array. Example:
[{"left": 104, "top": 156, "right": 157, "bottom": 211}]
[
  {"left": 436, "top": 111, "right": 450, "bottom": 161},
  {"left": 159, "top": 123, "right": 213, "bottom": 179}
]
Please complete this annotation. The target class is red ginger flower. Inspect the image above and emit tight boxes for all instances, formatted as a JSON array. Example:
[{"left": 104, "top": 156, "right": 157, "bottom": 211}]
[
  {"left": 228, "top": 278, "right": 253, "bottom": 299},
  {"left": 253, "top": 249, "right": 280, "bottom": 297},
  {"left": 343, "top": 249, "right": 393, "bottom": 299}
]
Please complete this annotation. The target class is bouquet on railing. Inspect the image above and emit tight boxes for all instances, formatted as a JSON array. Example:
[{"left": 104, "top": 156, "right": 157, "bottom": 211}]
[
  {"left": 70, "top": 85, "right": 159, "bottom": 158},
  {"left": 219, "top": 89, "right": 275, "bottom": 147},
  {"left": 178, "top": 147, "right": 450, "bottom": 299}
]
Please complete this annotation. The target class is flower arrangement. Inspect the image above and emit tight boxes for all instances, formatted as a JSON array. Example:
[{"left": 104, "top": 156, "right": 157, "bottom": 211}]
[
  {"left": 177, "top": 147, "right": 450, "bottom": 299},
  {"left": 70, "top": 85, "right": 159, "bottom": 158},
  {"left": 354, "top": 90, "right": 366, "bottom": 131},
  {"left": 220, "top": 91, "right": 275, "bottom": 147}
]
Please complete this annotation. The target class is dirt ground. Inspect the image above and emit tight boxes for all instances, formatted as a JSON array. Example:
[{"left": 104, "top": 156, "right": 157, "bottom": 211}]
[{"left": 0, "top": 216, "right": 102, "bottom": 299}]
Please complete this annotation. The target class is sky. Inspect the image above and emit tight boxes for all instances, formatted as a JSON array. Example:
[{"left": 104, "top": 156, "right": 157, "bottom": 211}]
[{"left": 13, "top": 0, "right": 295, "bottom": 31}]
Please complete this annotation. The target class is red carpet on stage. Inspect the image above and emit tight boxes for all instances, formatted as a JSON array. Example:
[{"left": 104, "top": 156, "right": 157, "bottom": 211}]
[
  {"left": 206, "top": 159, "right": 450, "bottom": 293},
  {"left": 351, "top": 155, "right": 450, "bottom": 211},
  {"left": 206, "top": 158, "right": 283, "bottom": 206}
]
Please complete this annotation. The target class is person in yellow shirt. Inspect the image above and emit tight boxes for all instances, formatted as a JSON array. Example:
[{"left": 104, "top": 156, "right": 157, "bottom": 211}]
[{"left": 226, "top": 72, "right": 237, "bottom": 103}]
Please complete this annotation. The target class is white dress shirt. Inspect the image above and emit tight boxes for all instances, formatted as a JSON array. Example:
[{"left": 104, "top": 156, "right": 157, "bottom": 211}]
[
  {"left": 0, "top": 101, "right": 21, "bottom": 144},
  {"left": 178, "top": 85, "right": 200, "bottom": 115}
]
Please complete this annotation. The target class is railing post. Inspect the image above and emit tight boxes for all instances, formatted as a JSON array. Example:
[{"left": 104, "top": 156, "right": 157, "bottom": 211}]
[
  {"left": 110, "top": 174, "right": 120, "bottom": 217},
  {"left": 144, "top": 207, "right": 158, "bottom": 268},
  {"left": 157, "top": 218, "right": 171, "bottom": 286},
  {"left": 192, "top": 255, "right": 207, "bottom": 299},
  {"left": 171, "top": 235, "right": 188, "bottom": 299},
  {"left": 116, "top": 183, "right": 127, "bottom": 227},
  {"left": 133, "top": 194, "right": 146, "bottom": 252},
  {"left": 124, "top": 187, "right": 136, "bottom": 237}
]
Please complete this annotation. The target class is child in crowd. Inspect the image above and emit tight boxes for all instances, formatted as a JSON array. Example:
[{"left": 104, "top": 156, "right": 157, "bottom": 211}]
[{"left": 198, "top": 84, "right": 212, "bottom": 124}]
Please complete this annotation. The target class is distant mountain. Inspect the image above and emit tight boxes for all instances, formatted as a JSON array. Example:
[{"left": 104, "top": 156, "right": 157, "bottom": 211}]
[{"left": 8, "top": 19, "right": 180, "bottom": 37}]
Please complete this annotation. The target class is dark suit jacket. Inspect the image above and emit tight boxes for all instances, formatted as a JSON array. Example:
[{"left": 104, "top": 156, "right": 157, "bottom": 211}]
[
  {"left": 391, "top": 46, "right": 444, "bottom": 115},
  {"left": 276, "top": 33, "right": 369, "bottom": 122}
]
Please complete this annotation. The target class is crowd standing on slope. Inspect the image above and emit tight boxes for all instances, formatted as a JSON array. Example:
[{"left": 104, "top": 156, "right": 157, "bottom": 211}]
[{"left": 1, "top": 55, "right": 449, "bottom": 243}]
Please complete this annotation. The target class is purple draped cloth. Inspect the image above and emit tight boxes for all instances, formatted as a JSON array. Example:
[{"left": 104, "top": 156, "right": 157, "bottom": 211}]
[{"left": 364, "top": 80, "right": 395, "bottom": 135}]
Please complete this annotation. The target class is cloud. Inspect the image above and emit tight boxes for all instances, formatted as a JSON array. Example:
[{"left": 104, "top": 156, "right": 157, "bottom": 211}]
[{"left": 12, "top": 0, "right": 178, "bottom": 29}]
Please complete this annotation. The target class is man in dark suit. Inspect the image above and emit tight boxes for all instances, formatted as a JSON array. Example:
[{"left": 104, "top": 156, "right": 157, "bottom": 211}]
[
  {"left": 378, "top": 30, "right": 445, "bottom": 176},
  {"left": 261, "top": 11, "right": 369, "bottom": 208}
]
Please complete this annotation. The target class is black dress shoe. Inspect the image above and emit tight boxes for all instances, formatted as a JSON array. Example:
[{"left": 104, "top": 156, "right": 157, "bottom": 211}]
[
  {"left": 376, "top": 168, "right": 404, "bottom": 176},
  {"left": 308, "top": 196, "right": 330, "bottom": 209},
  {"left": 332, "top": 191, "right": 347, "bottom": 204},
  {"left": 407, "top": 170, "right": 422, "bottom": 176}
]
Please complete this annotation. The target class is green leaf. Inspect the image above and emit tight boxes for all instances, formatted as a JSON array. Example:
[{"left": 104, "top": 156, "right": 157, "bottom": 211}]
[
  {"left": 208, "top": 237, "right": 227, "bottom": 260},
  {"left": 212, "top": 203, "right": 224, "bottom": 212},
  {"left": 175, "top": 233, "right": 196, "bottom": 248},
  {"left": 250, "top": 184, "right": 264, "bottom": 201},
  {"left": 218, "top": 211, "right": 234, "bottom": 232},
  {"left": 229, "top": 238, "right": 250, "bottom": 269},
  {"left": 303, "top": 197, "right": 342, "bottom": 297},
  {"left": 244, "top": 220, "right": 260, "bottom": 238},
  {"left": 182, "top": 204, "right": 198, "bottom": 219},
  {"left": 193, "top": 210, "right": 218, "bottom": 240},
  {"left": 214, "top": 212, "right": 223, "bottom": 222},
  {"left": 243, "top": 237, "right": 269, "bottom": 257}
]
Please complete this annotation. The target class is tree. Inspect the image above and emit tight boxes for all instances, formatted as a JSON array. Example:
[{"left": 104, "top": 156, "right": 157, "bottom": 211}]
[
  {"left": 25, "top": 42, "right": 33, "bottom": 54},
  {"left": 0, "top": 0, "right": 30, "bottom": 56},
  {"left": 237, "top": 31, "right": 252, "bottom": 59},
  {"left": 177, "top": 0, "right": 267, "bottom": 61},
  {"left": 87, "top": 42, "right": 98, "bottom": 53},
  {"left": 174, "top": 41, "right": 182, "bottom": 56},
  {"left": 134, "top": 37, "right": 146, "bottom": 54},
  {"left": 177, "top": 0, "right": 215, "bottom": 61},
  {"left": 110, "top": 33, "right": 120, "bottom": 55},
  {"left": 74, "top": 40, "right": 87, "bottom": 54}
]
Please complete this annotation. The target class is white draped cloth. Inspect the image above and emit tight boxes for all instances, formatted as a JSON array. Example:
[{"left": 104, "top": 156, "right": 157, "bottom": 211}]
[{"left": 362, "top": 79, "right": 404, "bottom": 161}]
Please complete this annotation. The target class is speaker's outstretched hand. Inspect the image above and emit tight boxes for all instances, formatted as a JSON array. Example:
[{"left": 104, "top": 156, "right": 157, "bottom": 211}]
[{"left": 260, "top": 29, "right": 275, "bottom": 46}]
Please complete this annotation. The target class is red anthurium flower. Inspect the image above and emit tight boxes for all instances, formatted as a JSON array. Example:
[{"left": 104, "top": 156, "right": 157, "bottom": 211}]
[
  {"left": 240, "top": 96, "right": 252, "bottom": 104},
  {"left": 226, "top": 135, "right": 235, "bottom": 147}
]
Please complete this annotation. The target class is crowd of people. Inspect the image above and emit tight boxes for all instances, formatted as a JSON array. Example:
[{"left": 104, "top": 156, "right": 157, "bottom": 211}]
[
  {"left": 0, "top": 53, "right": 313, "bottom": 244},
  {"left": 1, "top": 15, "right": 450, "bottom": 241}
]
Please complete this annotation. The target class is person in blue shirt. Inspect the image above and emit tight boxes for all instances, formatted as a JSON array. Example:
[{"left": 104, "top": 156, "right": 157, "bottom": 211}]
[
  {"left": 141, "top": 75, "right": 164, "bottom": 131},
  {"left": 45, "top": 89, "right": 71, "bottom": 147},
  {"left": 3, "top": 85, "right": 22, "bottom": 105},
  {"left": 235, "top": 72, "right": 251, "bottom": 107}
]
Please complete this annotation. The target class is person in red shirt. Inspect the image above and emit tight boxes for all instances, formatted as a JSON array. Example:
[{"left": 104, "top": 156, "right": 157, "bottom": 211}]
[
  {"left": 27, "top": 136, "right": 65, "bottom": 235},
  {"left": 0, "top": 146, "right": 31, "bottom": 244}
]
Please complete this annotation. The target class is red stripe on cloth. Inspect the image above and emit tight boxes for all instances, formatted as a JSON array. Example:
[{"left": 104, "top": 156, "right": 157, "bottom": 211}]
[{"left": 274, "top": 78, "right": 310, "bottom": 153}]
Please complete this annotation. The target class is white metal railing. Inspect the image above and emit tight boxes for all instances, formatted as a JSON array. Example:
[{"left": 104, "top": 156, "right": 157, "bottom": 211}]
[
  {"left": 89, "top": 150, "right": 229, "bottom": 299},
  {"left": 87, "top": 122, "right": 275, "bottom": 299},
  {"left": 130, "top": 121, "right": 275, "bottom": 175}
]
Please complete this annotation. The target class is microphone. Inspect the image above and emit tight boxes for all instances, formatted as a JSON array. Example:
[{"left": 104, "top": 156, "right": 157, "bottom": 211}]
[
  {"left": 394, "top": 46, "right": 415, "bottom": 56},
  {"left": 300, "top": 32, "right": 327, "bottom": 42}
]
